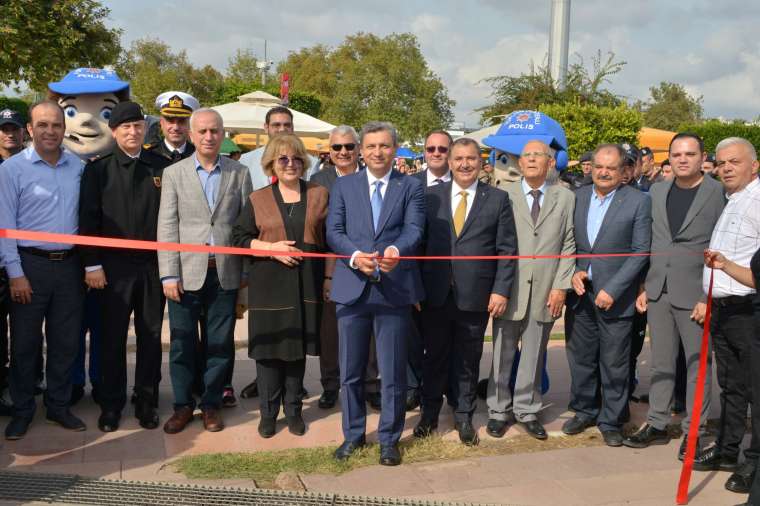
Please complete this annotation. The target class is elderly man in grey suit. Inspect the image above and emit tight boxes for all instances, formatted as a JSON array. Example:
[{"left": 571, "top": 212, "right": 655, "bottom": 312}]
[
  {"left": 623, "top": 133, "right": 724, "bottom": 456},
  {"left": 563, "top": 143, "right": 652, "bottom": 447},
  {"left": 486, "top": 140, "right": 576, "bottom": 439},
  {"left": 157, "top": 108, "right": 252, "bottom": 434}
]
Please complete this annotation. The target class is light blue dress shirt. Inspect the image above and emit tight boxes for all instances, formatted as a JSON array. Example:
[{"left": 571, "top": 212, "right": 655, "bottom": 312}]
[
  {"left": 194, "top": 154, "right": 221, "bottom": 247},
  {"left": 521, "top": 178, "right": 546, "bottom": 209},
  {"left": 0, "top": 146, "right": 84, "bottom": 278},
  {"left": 586, "top": 186, "right": 617, "bottom": 280}
]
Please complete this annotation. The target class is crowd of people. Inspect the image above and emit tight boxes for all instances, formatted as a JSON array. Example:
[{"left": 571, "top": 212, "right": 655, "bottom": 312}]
[{"left": 0, "top": 93, "right": 759, "bottom": 504}]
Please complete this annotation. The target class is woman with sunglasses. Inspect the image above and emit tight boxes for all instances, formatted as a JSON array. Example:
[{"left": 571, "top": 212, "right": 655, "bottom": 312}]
[{"left": 232, "top": 134, "right": 329, "bottom": 438}]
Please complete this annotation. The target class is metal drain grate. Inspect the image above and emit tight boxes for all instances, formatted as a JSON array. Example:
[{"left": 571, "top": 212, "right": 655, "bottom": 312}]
[{"left": 0, "top": 470, "right": 492, "bottom": 506}]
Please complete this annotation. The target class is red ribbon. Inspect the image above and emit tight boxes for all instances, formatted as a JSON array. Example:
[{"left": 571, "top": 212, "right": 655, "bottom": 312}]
[
  {"left": 0, "top": 228, "right": 680, "bottom": 261},
  {"left": 676, "top": 268, "right": 713, "bottom": 505}
]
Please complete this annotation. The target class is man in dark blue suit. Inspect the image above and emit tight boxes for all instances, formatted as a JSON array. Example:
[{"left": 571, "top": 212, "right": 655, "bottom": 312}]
[
  {"left": 563, "top": 144, "right": 652, "bottom": 447},
  {"left": 414, "top": 138, "right": 517, "bottom": 445},
  {"left": 327, "top": 121, "right": 425, "bottom": 466}
]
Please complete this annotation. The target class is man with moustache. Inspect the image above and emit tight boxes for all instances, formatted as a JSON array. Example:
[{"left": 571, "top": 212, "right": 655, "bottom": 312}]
[
  {"left": 623, "top": 133, "right": 724, "bottom": 461},
  {"left": 0, "top": 101, "right": 86, "bottom": 439},
  {"left": 407, "top": 129, "right": 454, "bottom": 411},
  {"left": 310, "top": 125, "right": 381, "bottom": 411},
  {"left": 414, "top": 138, "right": 516, "bottom": 446},
  {"left": 563, "top": 144, "right": 651, "bottom": 447},
  {"left": 0, "top": 109, "right": 25, "bottom": 416},
  {"left": 79, "top": 101, "right": 167, "bottom": 432}
]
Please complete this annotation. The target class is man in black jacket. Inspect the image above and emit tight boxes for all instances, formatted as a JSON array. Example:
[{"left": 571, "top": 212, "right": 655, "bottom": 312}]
[
  {"left": 79, "top": 102, "right": 167, "bottom": 432},
  {"left": 414, "top": 137, "right": 517, "bottom": 445}
]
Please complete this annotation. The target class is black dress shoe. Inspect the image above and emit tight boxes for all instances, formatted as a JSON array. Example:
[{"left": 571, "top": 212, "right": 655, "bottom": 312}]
[
  {"left": 405, "top": 390, "right": 421, "bottom": 412},
  {"left": 5, "top": 416, "right": 31, "bottom": 440},
  {"left": 46, "top": 411, "right": 86, "bottom": 431},
  {"left": 413, "top": 418, "right": 438, "bottom": 438},
  {"left": 692, "top": 445, "right": 738, "bottom": 472},
  {"left": 135, "top": 401, "right": 159, "bottom": 430},
  {"left": 602, "top": 430, "right": 624, "bottom": 447},
  {"left": 70, "top": 385, "right": 85, "bottom": 406},
  {"left": 366, "top": 392, "right": 382, "bottom": 410},
  {"left": 562, "top": 416, "right": 595, "bottom": 435},
  {"left": 287, "top": 414, "right": 306, "bottom": 436},
  {"left": 520, "top": 420, "right": 547, "bottom": 440},
  {"left": 334, "top": 437, "right": 366, "bottom": 461},
  {"left": 455, "top": 421, "right": 479, "bottom": 446},
  {"left": 486, "top": 418, "right": 509, "bottom": 438},
  {"left": 678, "top": 435, "right": 701, "bottom": 462},
  {"left": 725, "top": 461, "right": 756, "bottom": 494},
  {"left": 622, "top": 423, "right": 670, "bottom": 448},
  {"left": 379, "top": 444, "right": 401, "bottom": 466},
  {"left": 240, "top": 380, "right": 259, "bottom": 399},
  {"left": 258, "top": 417, "right": 276, "bottom": 438},
  {"left": 318, "top": 390, "right": 338, "bottom": 410},
  {"left": 98, "top": 410, "right": 121, "bottom": 432}
]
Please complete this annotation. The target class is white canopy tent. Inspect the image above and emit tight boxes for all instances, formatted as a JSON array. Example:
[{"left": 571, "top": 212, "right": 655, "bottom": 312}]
[
  {"left": 465, "top": 124, "right": 500, "bottom": 147},
  {"left": 211, "top": 91, "right": 335, "bottom": 142}
]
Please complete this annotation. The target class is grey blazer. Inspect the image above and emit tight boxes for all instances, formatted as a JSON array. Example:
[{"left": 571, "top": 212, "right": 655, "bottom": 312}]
[
  {"left": 568, "top": 184, "right": 652, "bottom": 319},
  {"left": 157, "top": 155, "right": 253, "bottom": 291},
  {"left": 503, "top": 181, "right": 576, "bottom": 322},
  {"left": 645, "top": 176, "right": 725, "bottom": 309}
]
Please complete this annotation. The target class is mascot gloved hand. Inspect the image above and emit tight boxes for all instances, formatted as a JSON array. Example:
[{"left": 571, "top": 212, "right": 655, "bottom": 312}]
[
  {"left": 47, "top": 68, "right": 130, "bottom": 161},
  {"left": 482, "top": 110, "right": 569, "bottom": 189}
]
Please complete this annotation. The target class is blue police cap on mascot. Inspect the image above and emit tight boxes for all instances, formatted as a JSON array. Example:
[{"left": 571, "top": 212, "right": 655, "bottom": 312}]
[{"left": 482, "top": 110, "right": 569, "bottom": 189}]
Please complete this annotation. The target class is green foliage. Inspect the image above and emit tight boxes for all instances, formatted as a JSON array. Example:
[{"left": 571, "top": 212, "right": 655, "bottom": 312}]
[
  {"left": 115, "top": 38, "right": 225, "bottom": 113},
  {"left": 679, "top": 119, "right": 760, "bottom": 154},
  {"left": 639, "top": 82, "right": 703, "bottom": 131},
  {"left": 478, "top": 51, "right": 625, "bottom": 125},
  {"left": 277, "top": 32, "right": 455, "bottom": 143},
  {"left": 539, "top": 102, "right": 643, "bottom": 160},
  {"left": 0, "top": 0, "right": 122, "bottom": 91},
  {"left": 0, "top": 97, "right": 31, "bottom": 124}
]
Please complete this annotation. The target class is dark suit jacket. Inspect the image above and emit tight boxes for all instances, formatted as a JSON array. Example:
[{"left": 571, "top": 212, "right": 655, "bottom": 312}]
[
  {"left": 422, "top": 180, "right": 517, "bottom": 312},
  {"left": 310, "top": 164, "right": 339, "bottom": 192},
  {"left": 645, "top": 177, "right": 725, "bottom": 308},
  {"left": 568, "top": 184, "right": 652, "bottom": 319},
  {"left": 326, "top": 169, "right": 425, "bottom": 306}
]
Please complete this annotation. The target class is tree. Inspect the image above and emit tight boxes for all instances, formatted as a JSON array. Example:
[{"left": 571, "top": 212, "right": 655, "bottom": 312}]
[
  {"left": 540, "top": 103, "right": 642, "bottom": 161},
  {"left": 678, "top": 119, "right": 760, "bottom": 154},
  {"left": 115, "top": 38, "right": 224, "bottom": 113},
  {"left": 478, "top": 51, "right": 625, "bottom": 125},
  {"left": 278, "top": 33, "right": 455, "bottom": 143},
  {"left": 639, "top": 82, "right": 703, "bottom": 131},
  {"left": 0, "top": 0, "right": 122, "bottom": 91},
  {"left": 226, "top": 49, "right": 267, "bottom": 85}
]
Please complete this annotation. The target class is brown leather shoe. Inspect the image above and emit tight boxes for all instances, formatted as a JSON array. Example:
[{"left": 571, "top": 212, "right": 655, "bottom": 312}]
[
  {"left": 202, "top": 408, "right": 224, "bottom": 432},
  {"left": 163, "top": 406, "right": 195, "bottom": 434}
]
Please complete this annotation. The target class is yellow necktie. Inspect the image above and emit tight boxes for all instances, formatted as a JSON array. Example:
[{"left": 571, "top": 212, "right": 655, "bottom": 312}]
[{"left": 453, "top": 190, "right": 468, "bottom": 236}]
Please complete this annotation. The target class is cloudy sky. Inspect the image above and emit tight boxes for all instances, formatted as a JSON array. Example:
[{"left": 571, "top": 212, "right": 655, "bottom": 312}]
[{"left": 103, "top": 0, "right": 760, "bottom": 128}]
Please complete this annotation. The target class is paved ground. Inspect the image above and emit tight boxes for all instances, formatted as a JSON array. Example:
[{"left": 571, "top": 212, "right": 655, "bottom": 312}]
[{"left": 0, "top": 314, "right": 746, "bottom": 505}]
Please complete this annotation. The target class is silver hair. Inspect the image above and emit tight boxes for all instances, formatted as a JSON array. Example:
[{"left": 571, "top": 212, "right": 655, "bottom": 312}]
[
  {"left": 330, "top": 125, "right": 360, "bottom": 144},
  {"left": 359, "top": 121, "right": 398, "bottom": 146},
  {"left": 716, "top": 137, "right": 758, "bottom": 161},
  {"left": 190, "top": 108, "right": 224, "bottom": 131},
  {"left": 520, "top": 140, "right": 556, "bottom": 159}
]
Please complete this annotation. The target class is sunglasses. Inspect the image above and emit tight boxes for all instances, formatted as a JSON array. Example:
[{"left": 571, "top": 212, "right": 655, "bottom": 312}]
[
  {"left": 425, "top": 146, "right": 449, "bottom": 154},
  {"left": 331, "top": 143, "right": 356, "bottom": 152},
  {"left": 276, "top": 156, "right": 305, "bottom": 168}
]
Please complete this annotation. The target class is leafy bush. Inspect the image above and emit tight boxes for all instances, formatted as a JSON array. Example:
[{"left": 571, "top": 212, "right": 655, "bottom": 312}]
[
  {"left": 0, "top": 97, "right": 30, "bottom": 124},
  {"left": 679, "top": 119, "right": 760, "bottom": 154}
]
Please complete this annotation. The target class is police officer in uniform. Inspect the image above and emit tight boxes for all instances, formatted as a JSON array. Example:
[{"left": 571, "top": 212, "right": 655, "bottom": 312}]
[{"left": 79, "top": 102, "right": 168, "bottom": 432}]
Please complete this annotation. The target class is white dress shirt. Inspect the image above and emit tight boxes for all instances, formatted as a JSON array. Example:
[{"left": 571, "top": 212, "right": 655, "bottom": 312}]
[
  {"left": 521, "top": 178, "right": 546, "bottom": 209},
  {"left": 426, "top": 169, "right": 451, "bottom": 187},
  {"left": 704, "top": 178, "right": 760, "bottom": 297},
  {"left": 164, "top": 140, "right": 187, "bottom": 154},
  {"left": 451, "top": 178, "right": 478, "bottom": 222}
]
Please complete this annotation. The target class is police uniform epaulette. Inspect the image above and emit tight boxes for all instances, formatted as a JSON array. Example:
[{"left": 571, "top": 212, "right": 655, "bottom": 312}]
[{"left": 143, "top": 142, "right": 159, "bottom": 151}]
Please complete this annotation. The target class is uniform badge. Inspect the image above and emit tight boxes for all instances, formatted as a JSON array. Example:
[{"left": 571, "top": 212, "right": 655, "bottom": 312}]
[{"left": 153, "top": 176, "right": 161, "bottom": 188}]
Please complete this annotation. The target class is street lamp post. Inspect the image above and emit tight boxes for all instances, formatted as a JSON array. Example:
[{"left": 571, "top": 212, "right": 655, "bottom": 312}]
[{"left": 548, "top": 0, "right": 571, "bottom": 90}]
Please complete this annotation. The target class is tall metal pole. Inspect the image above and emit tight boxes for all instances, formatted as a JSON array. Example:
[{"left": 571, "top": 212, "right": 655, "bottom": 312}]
[
  {"left": 261, "top": 40, "right": 267, "bottom": 87},
  {"left": 548, "top": 0, "right": 571, "bottom": 90}
]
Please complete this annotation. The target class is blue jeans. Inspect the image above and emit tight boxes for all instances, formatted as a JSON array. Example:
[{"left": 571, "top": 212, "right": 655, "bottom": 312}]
[{"left": 167, "top": 269, "right": 237, "bottom": 410}]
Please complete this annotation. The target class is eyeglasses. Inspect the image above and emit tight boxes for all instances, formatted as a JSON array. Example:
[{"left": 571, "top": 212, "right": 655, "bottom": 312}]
[
  {"left": 331, "top": 143, "right": 356, "bottom": 152},
  {"left": 521, "top": 151, "right": 551, "bottom": 158},
  {"left": 425, "top": 146, "right": 449, "bottom": 154},
  {"left": 276, "top": 156, "right": 305, "bottom": 168}
]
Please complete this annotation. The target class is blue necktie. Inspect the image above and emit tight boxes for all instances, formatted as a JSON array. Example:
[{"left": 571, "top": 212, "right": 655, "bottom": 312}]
[{"left": 371, "top": 180, "right": 384, "bottom": 232}]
